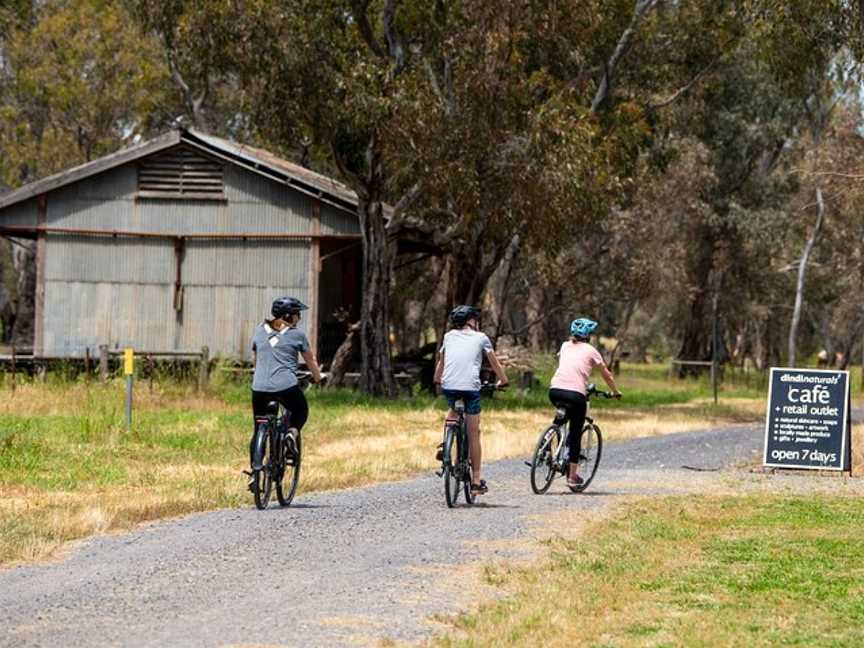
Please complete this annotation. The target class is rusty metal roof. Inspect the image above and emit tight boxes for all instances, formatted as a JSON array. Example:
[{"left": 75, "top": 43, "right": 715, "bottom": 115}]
[{"left": 0, "top": 128, "right": 361, "bottom": 215}]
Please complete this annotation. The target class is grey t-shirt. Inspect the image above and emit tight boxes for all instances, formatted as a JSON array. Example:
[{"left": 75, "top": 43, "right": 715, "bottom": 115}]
[
  {"left": 251, "top": 323, "right": 310, "bottom": 392},
  {"left": 440, "top": 329, "right": 493, "bottom": 391}
]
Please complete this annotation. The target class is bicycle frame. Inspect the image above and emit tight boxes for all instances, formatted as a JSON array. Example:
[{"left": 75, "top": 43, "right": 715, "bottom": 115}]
[
  {"left": 252, "top": 404, "right": 291, "bottom": 472},
  {"left": 443, "top": 399, "right": 469, "bottom": 476},
  {"left": 553, "top": 404, "right": 594, "bottom": 471}
]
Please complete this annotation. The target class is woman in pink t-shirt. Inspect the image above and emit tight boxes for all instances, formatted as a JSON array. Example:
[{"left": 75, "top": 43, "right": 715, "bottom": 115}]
[{"left": 549, "top": 318, "right": 621, "bottom": 489}]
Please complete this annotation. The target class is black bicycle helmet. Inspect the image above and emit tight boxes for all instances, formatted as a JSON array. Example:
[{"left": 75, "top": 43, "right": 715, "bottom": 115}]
[
  {"left": 449, "top": 305, "right": 481, "bottom": 328},
  {"left": 271, "top": 296, "right": 308, "bottom": 319}
]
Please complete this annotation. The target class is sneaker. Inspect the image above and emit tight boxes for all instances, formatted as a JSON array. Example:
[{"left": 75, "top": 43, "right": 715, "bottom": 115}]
[
  {"left": 283, "top": 427, "right": 298, "bottom": 458},
  {"left": 243, "top": 470, "right": 256, "bottom": 492},
  {"left": 470, "top": 480, "right": 488, "bottom": 494},
  {"left": 566, "top": 475, "right": 584, "bottom": 491}
]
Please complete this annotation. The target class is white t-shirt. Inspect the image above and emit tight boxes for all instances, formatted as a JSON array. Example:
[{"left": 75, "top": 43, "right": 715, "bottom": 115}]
[{"left": 440, "top": 329, "right": 493, "bottom": 391}]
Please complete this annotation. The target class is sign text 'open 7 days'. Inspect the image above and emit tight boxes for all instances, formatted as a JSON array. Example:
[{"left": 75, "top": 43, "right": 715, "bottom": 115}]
[{"left": 763, "top": 368, "right": 851, "bottom": 471}]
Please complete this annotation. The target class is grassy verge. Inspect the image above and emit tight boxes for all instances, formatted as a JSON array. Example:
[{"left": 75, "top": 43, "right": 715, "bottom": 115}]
[
  {"left": 436, "top": 495, "right": 864, "bottom": 647},
  {"left": 0, "top": 362, "right": 770, "bottom": 566}
]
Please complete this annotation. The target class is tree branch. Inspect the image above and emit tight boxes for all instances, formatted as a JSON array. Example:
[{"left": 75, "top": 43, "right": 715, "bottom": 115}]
[
  {"left": 331, "top": 140, "right": 366, "bottom": 198},
  {"left": 647, "top": 57, "right": 721, "bottom": 111},
  {"left": 591, "top": 0, "right": 659, "bottom": 113},
  {"left": 349, "top": 0, "right": 385, "bottom": 58},
  {"left": 383, "top": 0, "right": 406, "bottom": 74}
]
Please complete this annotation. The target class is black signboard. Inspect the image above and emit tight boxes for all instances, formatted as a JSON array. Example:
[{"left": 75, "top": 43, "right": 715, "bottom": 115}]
[{"left": 763, "top": 368, "right": 851, "bottom": 471}]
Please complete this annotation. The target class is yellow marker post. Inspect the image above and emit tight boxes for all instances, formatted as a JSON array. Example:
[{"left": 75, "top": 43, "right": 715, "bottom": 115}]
[{"left": 124, "top": 348, "right": 134, "bottom": 429}]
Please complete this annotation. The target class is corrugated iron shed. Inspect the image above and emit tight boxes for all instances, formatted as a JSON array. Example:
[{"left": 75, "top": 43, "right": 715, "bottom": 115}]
[{"left": 0, "top": 128, "right": 363, "bottom": 360}]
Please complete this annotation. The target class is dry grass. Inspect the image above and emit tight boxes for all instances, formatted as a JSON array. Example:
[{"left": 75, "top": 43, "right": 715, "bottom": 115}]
[
  {"left": 0, "top": 375, "right": 766, "bottom": 567},
  {"left": 853, "top": 424, "right": 864, "bottom": 477},
  {"left": 0, "top": 380, "right": 234, "bottom": 417}
]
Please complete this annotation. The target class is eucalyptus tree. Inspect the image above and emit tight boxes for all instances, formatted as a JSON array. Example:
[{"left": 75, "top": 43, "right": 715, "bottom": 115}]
[{"left": 218, "top": 0, "right": 440, "bottom": 396}]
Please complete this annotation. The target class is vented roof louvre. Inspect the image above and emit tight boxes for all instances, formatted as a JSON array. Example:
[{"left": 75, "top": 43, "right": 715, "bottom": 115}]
[{"left": 138, "top": 146, "right": 225, "bottom": 199}]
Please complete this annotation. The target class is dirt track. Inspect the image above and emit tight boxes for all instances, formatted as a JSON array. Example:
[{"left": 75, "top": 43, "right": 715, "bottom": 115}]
[{"left": 2, "top": 422, "right": 858, "bottom": 647}]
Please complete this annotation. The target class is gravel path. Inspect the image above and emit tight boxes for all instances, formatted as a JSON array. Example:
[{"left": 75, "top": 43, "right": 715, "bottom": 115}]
[{"left": 0, "top": 422, "right": 842, "bottom": 647}]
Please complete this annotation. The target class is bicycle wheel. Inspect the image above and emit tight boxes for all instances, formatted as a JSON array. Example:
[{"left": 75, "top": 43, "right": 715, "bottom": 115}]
[
  {"left": 571, "top": 423, "right": 603, "bottom": 493},
  {"left": 530, "top": 425, "right": 561, "bottom": 494},
  {"left": 252, "top": 423, "right": 273, "bottom": 510},
  {"left": 460, "top": 429, "right": 475, "bottom": 505},
  {"left": 443, "top": 426, "right": 461, "bottom": 508},
  {"left": 276, "top": 430, "right": 301, "bottom": 507}
]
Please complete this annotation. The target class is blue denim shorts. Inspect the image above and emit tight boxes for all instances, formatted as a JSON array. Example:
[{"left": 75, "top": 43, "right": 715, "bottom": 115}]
[{"left": 442, "top": 389, "right": 482, "bottom": 415}]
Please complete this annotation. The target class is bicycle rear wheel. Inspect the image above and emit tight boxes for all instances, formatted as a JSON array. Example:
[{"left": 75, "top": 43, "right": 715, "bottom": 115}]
[
  {"left": 571, "top": 423, "right": 603, "bottom": 493},
  {"left": 443, "top": 426, "right": 460, "bottom": 508},
  {"left": 276, "top": 431, "right": 301, "bottom": 507},
  {"left": 252, "top": 423, "right": 273, "bottom": 510},
  {"left": 530, "top": 425, "right": 561, "bottom": 494}
]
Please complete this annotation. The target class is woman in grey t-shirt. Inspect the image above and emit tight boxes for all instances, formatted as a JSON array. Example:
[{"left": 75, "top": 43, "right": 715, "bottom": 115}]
[{"left": 248, "top": 297, "right": 322, "bottom": 480}]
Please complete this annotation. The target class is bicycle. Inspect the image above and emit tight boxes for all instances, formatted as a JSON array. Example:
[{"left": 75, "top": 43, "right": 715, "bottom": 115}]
[
  {"left": 529, "top": 384, "right": 619, "bottom": 494},
  {"left": 248, "top": 371, "right": 314, "bottom": 510},
  {"left": 439, "top": 382, "right": 503, "bottom": 508}
]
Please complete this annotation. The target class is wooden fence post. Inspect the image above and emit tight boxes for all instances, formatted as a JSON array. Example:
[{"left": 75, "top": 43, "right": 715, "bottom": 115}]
[
  {"left": 198, "top": 346, "right": 210, "bottom": 391},
  {"left": 10, "top": 345, "right": 16, "bottom": 394},
  {"left": 99, "top": 344, "right": 109, "bottom": 382},
  {"left": 84, "top": 346, "right": 91, "bottom": 383}
]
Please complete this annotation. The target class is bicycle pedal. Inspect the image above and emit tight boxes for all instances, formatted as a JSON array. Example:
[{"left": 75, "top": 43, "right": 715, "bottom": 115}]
[
  {"left": 523, "top": 461, "right": 532, "bottom": 467},
  {"left": 435, "top": 470, "right": 444, "bottom": 478}
]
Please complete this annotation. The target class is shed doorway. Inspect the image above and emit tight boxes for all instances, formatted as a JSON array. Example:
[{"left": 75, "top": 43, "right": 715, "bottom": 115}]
[{"left": 317, "top": 238, "right": 362, "bottom": 366}]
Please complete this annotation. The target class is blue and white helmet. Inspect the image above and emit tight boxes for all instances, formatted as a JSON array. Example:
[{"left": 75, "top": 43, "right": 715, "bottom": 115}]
[{"left": 570, "top": 318, "right": 598, "bottom": 339}]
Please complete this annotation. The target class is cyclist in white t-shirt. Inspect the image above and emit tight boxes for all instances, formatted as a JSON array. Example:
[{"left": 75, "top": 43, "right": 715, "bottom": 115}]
[{"left": 433, "top": 305, "right": 509, "bottom": 494}]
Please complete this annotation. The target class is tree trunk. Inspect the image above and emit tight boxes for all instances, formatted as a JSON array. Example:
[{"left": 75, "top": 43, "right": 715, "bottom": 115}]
[
  {"left": 328, "top": 322, "right": 359, "bottom": 388},
  {"left": 357, "top": 193, "right": 397, "bottom": 397},
  {"left": 788, "top": 188, "right": 824, "bottom": 367},
  {"left": 676, "top": 229, "right": 716, "bottom": 375},
  {"left": 484, "top": 234, "right": 520, "bottom": 344},
  {"left": 608, "top": 300, "right": 636, "bottom": 372}
]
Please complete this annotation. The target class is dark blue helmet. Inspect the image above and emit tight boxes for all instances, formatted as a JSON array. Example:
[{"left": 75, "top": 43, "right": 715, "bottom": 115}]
[
  {"left": 272, "top": 296, "right": 308, "bottom": 319},
  {"left": 449, "top": 305, "right": 481, "bottom": 328}
]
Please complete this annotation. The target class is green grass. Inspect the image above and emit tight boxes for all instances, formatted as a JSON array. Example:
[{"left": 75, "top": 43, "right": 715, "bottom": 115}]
[{"left": 436, "top": 496, "right": 864, "bottom": 647}]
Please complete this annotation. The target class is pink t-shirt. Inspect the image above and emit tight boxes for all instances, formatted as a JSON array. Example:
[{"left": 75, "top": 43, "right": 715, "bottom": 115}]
[{"left": 549, "top": 341, "right": 604, "bottom": 394}]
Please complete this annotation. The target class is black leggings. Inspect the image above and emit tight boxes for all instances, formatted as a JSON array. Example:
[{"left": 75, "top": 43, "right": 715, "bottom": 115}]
[
  {"left": 250, "top": 386, "right": 309, "bottom": 465},
  {"left": 548, "top": 388, "right": 587, "bottom": 464}
]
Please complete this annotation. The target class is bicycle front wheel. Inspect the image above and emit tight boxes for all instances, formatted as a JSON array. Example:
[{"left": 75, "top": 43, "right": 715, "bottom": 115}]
[
  {"left": 443, "top": 426, "right": 460, "bottom": 508},
  {"left": 460, "top": 430, "right": 475, "bottom": 505},
  {"left": 530, "top": 425, "right": 561, "bottom": 494},
  {"left": 276, "top": 431, "right": 301, "bottom": 507},
  {"left": 571, "top": 423, "right": 603, "bottom": 493},
  {"left": 252, "top": 424, "right": 273, "bottom": 510}
]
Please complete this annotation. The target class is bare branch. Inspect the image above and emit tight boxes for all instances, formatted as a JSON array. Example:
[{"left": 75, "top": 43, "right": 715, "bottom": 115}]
[
  {"left": 383, "top": 0, "right": 406, "bottom": 74},
  {"left": 349, "top": 0, "right": 385, "bottom": 58},
  {"left": 330, "top": 141, "right": 366, "bottom": 198},
  {"left": 166, "top": 46, "right": 208, "bottom": 130},
  {"left": 591, "top": 0, "right": 659, "bottom": 113},
  {"left": 647, "top": 57, "right": 722, "bottom": 111},
  {"left": 391, "top": 182, "right": 421, "bottom": 219},
  {"left": 800, "top": 171, "right": 864, "bottom": 180},
  {"left": 788, "top": 188, "right": 825, "bottom": 366}
]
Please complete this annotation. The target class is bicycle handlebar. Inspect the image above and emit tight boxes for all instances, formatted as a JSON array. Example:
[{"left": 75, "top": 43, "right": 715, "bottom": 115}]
[{"left": 586, "top": 383, "right": 622, "bottom": 400}]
